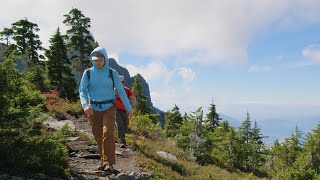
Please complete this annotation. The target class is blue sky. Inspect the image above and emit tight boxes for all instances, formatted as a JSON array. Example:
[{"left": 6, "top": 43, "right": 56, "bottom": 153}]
[{"left": 1, "top": 0, "right": 320, "bottom": 129}]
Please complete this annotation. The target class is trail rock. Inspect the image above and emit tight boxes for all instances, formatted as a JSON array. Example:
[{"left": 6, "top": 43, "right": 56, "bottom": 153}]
[
  {"left": 43, "top": 115, "right": 75, "bottom": 130},
  {"left": 156, "top": 151, "right": 177, "bottom": 161},
  {"left": 67, "top": 137, "right": 80, "bottom": 141},
  {"left": 116, "top": 172, "right": 130, "bottom": 180}
]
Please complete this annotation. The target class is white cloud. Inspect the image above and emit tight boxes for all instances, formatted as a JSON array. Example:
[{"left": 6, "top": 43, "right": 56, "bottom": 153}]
[
  {"left": 248, "top": 65, "right": 272, "bottom": 73},
  {"left": 125, "top": 61, "right": 172, "bottom": 81},
  {"left": 0, "top": 0, "right": 74, "bottom": 48},
  {"left": 2, "top": 0, "right": 320, "bottom": 65},
  {"left": 302, "top": 44, "right": 320, "bottom": 64},
  {"left": 178, "top": 67, "right": 195, "bottom": 81},
  {"left": 150, "top": 86, "right": 203, "bottom": 113},
  {"left": 108, "top": 52, "right": 120, "bottom": 64}
]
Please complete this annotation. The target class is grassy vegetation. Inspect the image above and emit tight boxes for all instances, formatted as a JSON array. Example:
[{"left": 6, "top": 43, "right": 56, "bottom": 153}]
[
  {"left": 128, "top": 114, "right": 265, "bottom": 180},
  {"left": 130, "top": 135, "right": 263, "bottom": 180}
]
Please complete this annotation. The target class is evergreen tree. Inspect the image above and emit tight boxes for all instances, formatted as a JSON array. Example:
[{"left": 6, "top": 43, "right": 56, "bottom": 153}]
[
  {"left": 226, "top": 125, "right": 239, "bottom": 167},
  {"left": 237, "top": 112, "right": 252, "bottom": 171},
  {"left": 250, "top": 121, "right": 266, "bottom": 173},
  {"left": 45, "top": 28, "right": 77, "bottom": 99},
  {"left": 131, "top": 74, "right": 152, "bottom": 115},
  {"left": 296, "top": 124, "right": 320, "bottom": 173},
  {"left": 193, "top": 107, "right": 204, "bottom": 137},
  {"left": 63, "top": 8, "right": 95, "bottom": 78},
  {"left": 0, "top": 55, "right": 69, "bottom": 178},
  {"left": 0, "top": 27, "right": 14, "bottom": 59},
  {"left": 220, "top": 120, "right": 231, "bottom": 133},
  {"left": 267, "top": 126, "right": 306, "bottom": 178},
  {"left": 268, "top": 139, "right": 285, "bottom": 175},
  {"left": 287, "top": 126, "right": 303, "bottom": 165},
  {"left": 176, "top": 113, "right": 194, "bottom": 150},
  {"left": 205, "top": 99, "right": 221, "bottom": 131},
  {"left": 164, "top": 104, "right": 183, "bottom": 137},
  {"left": 188, "top": 107, "right": 205, "bottom": 152},
  {"left": 10, "top": 18, "right": 45, "bottom": 90},
  {"left": 11, "top": 19, "right": 43, "bottom": 66},
  {"left": 205, "top": 120, "right": 229, "bottom": 165},
  {"left": 0, "top": 27, "right": 13, "bottom": 46},
  {"left": 239, "top": 112, "right": 252, "bottom": 143}
]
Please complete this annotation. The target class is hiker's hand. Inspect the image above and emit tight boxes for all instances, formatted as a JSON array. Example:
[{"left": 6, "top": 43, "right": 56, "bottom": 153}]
[
  {"left": 84, "top": 106, "right": 94, "bottom": 116},
  {"left": 127, "top": 111, "right": 132, "bottom": 119}
]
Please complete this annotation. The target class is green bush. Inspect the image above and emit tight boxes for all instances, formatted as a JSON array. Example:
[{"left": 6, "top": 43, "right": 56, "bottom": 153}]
[
  {"left": 1, "top": 136, "right": 69, "bottom": 179},
  {"left": 130, "top": 114, "right": 162, "bottom": 139},
  {"left": 0, "top": 58, "right": 70, "bottom": 178}
]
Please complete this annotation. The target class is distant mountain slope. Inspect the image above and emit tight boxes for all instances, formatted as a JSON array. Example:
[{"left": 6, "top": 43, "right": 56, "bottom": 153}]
[
  {"left": 109, "top": 58, "right": 165, "bottom": 125},
  {"left": 219, "top": 113, "right": 241, "bottom": 127}
]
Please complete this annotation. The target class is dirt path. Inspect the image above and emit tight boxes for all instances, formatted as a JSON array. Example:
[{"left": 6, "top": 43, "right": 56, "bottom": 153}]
[{"left": 67, "top": 115, "right": 142, "bottom": 180}]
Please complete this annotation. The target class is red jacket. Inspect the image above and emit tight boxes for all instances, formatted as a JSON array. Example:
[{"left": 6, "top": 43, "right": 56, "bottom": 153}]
[{"left": 115, "top": 86, "right": 133, "bottom": 111}]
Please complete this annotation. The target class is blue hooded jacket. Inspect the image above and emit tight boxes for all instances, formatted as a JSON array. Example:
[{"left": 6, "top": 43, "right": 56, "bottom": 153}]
[{"left": 79, "top": 47, "right": 132, "bottom": 112}]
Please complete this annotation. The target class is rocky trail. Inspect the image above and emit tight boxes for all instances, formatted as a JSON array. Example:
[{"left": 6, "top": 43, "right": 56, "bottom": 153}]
[{"left": 61, "top": 115, "right": 149, "bottom": 180}]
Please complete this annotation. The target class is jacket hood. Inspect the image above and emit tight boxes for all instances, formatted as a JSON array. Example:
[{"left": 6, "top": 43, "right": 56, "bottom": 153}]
[{"left": 90, "top": 47, "right": 108, "bottom": 70}]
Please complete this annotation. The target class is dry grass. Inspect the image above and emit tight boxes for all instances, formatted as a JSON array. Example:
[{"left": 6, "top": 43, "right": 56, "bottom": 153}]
[
  {"left": 131, "top": 135, "right": 265, "bottom": 180},
  {"left": 43, "top": 90, "right": 83, "bottom": 119}
]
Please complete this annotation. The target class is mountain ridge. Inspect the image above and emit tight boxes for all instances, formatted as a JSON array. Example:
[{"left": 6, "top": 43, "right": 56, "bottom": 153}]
[{"left": 109, "top": 58, "right": 165, "bottom": 126}]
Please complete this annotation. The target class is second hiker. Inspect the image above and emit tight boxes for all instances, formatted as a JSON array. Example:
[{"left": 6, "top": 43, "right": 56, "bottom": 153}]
[{"left": 115, "top": 75, "right": 137, "bottom": 148}]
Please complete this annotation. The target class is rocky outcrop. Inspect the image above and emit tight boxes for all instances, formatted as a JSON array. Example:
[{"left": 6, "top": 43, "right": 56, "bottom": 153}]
[{"left": 109, "top": 58, "right": 165, "bottom": 125}]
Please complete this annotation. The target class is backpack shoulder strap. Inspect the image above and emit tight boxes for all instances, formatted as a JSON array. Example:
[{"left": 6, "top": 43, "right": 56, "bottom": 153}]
[
  {"left": 86, "top": 69, "right": 91, "bottom": 80},
  {"left": 109, "top": 68, "right": 114, "bottom": 89},
  {"left": 85, "top": 69, "right": 91, "bottom": 89}
]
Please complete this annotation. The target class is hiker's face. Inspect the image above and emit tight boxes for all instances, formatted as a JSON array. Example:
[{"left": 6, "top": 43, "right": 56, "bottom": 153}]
[{"left": 94, "top": 60, "right": 105, "bottom": 69}]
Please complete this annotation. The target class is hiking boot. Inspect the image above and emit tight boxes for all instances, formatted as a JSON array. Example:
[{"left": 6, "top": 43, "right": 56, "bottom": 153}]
[
  {"left": 104, "top": 164, "right": 114, "bottom": 172},
  {"left": 104, "top": 164, "right": 121, "bottom": 175},
  {"left": 97, "top": 164, "right": 106, "bottom": 171},
  {"left": 120, "top": 143, "right": 126, "bottom": 148}
]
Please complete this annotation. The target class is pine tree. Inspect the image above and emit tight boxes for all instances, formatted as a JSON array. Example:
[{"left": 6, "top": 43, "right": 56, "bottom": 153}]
[
  {"left": 267, "top": 126, "right": 305, "bottom": 178},
  {"left": 205, "top": 99, "right": 221, "bottom": 131},
  {"left": 131, "top": 74, "right": 152, "bottom": 115},
  {"left": 193, "top": 107, "right": 204, "bottom": 137},
  {"left": 297, "top": 124, "right": 320, "bottom": 173},
  {"left": 63, "top": 8, "right": 95, "bottom": 78},
  {"left": 239, "top": 112, "right": 252, "bottom": 143},
  {"left": 0, "top": 55, "right": 69, "bottom": 178},
  {"left": 164, "top": 104, "right": 183, "bottom": 137},
  {"left": 45, "top": 28, "right": 77, "bottom": 99},
  {"left": 237, "top": 112, "right": 252, "bottom": 171},
  {"left": 0, "top": 28, "right": 13, "bottom": 46},
  {"left": 208, "top": 120, "right": 240, "bottom": 167},
  {"left": 250, "top": 121, "right": 266, "bottom": 173},
  {"left": 287, "top": 126, "right": 303, "bottom": 165},
  {"left": 226, "top": 125, "right": 239, "bottom": 167},
  {"left": 0, "top": 27, "right": 15, "bottom": 59},
  {"left": 11, "top": 18, "right": 43, "bottom": 66},
  {"left": 176, "top": 113, "right": 194, "bottom": 150},
  {"left": 188, "top": 107, "right": 205, "bottom": 151},
  {"left": 10, "top": 19, "right": 45, "bottom": 90}
]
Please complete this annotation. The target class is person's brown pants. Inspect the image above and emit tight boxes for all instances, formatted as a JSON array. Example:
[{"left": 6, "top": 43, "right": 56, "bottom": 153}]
[{"left": 88, "top": 106, "right": 116, "bottom": 166}]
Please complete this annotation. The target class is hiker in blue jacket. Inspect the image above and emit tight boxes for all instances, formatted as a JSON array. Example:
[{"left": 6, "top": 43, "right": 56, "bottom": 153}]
[{"left": 79, "top": 47, "right": 132, "bottom": 172}]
